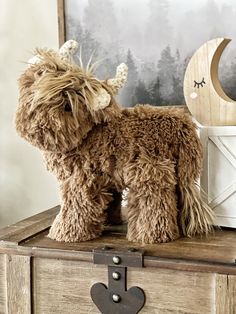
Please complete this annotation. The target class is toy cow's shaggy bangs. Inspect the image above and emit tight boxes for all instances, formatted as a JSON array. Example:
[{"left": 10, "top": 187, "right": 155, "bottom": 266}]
[{"left": 16, "top": 42, "right": 122, "bottom": 153}]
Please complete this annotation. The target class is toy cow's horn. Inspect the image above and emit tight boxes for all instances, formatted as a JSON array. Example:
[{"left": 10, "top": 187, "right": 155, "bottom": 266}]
[
  {"left": 28, "top": 55, "right": 42, "bottom": 66},
  {"left": 28, "top": 40, "right": 79, "bottom": 67},
  {"left": 59, "top": 40, "right": 79, "bottom": 61},
  {"left": 107, "top": 63, "right": 128, "bottom": 93}
]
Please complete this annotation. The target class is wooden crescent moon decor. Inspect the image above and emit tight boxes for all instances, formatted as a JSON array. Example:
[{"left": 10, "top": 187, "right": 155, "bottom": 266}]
[{"left": 184, "top": 38, "right": 236, "bottom": 126}]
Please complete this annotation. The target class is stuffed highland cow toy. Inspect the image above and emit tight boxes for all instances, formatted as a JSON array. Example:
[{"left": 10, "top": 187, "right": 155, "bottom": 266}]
[{"left": 15, "top": 40, "right": 214, "bottom": 244}]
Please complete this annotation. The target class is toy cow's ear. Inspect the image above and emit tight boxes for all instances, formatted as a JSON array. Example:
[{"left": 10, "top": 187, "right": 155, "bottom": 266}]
[
  {"left": 91, "top": 63, "right": 128, "bottom": 111},
  {"left": 91, "top": 88, "right": 111, "bottom": 111},
  {"left": 107, "top": 63, "right": 128, "bottom": 94}
]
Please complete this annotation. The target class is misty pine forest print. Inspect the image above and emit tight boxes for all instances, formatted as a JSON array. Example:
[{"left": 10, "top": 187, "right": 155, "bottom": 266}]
[{"left": 65, "top": 0, "right": 236, "bottom": 107}]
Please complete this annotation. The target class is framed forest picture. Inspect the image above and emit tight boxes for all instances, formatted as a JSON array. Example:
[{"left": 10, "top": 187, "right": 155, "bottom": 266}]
[{"left": 58, "top": 0, "right": 236, "bottom": 107}]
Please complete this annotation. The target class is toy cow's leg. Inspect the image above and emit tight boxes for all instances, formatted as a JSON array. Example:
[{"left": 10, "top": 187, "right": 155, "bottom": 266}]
[
  {"left": 48, "top": 174, "right": 113, "bottom": 242},
  {"left": 126, "top": 158, "right": 180, "bottom": 244}
]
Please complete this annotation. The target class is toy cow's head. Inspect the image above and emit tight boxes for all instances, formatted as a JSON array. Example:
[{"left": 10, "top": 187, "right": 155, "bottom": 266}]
[{"left": 15, "top": 40, "right": 128, "bottom": 153}]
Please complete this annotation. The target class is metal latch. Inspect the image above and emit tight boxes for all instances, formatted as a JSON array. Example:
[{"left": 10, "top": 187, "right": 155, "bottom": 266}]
[{"left": 90, "top": 246, "right": 146, "bottom": 314}]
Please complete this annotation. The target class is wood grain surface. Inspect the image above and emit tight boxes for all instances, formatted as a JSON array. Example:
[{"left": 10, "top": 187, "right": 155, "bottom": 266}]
[
  {"left": 32, "top": 258, "right": 234, "bottom": 314},
  {"left": 0, "top": 207, "right": 236, "bottom": 273},
  {"left": 228, "top": 275, "right": 236, "bottom": 313},
  {"left": 0, "top": 255, "right": 5, "bottom": 313},
  {"left": 22, "top": 228, "right": 236, "bottom": 266},
  {"left": 57, "top": 0, "right": 65, "bottom": 46},
  {"left": 0, "top": 207, "right": 235, "bottom": 313},
  {"left": 0, "top": 206, "right": 59, "bottom": 245},
  {"left": 184, "top": 38, "right": 236, "bottom": 126},
  {"left": 6, "top": 255, "right": 31, "bottom": 314}
]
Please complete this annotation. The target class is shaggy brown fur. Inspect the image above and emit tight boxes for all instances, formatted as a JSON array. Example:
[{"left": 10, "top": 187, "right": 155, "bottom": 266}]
[{"left": 15, "top": 48, "right": 215, "bottom": 243}]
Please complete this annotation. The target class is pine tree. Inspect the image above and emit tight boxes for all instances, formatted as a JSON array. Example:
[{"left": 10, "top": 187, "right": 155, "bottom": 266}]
[
  {"left": 157, "top": 45, "right": 176, "bottom": 103},
  {"left": 148, "top": 77, "right": 163, "bottom": 106},
  {"left": 119, "top": 50, "right": 139, "bottom": 106},
  {"left": 79, "top": 29, "right": 100, "bottom": 67},
  {"left": 96, "top": 49, "right": 125, "bottom": 80},
  {"left": 132, "top": 80, "right": 150, "bottom": 104},
  {"left": 171, "top": 75, "right": 184, "bottom": 105},
  {"left": 170, "top": 49, "right": 184, "bottom": 105},
  {"left": 126, "top": 50, "right": 139, "bottom": 80},
  {"left": 140, "top": 62, "right": 156, "bottom": 85}
]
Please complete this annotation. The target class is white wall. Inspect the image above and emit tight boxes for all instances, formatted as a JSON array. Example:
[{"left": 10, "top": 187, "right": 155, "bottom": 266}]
[{"left": 0, "top": 0, "right": 60, "bottom": 226}]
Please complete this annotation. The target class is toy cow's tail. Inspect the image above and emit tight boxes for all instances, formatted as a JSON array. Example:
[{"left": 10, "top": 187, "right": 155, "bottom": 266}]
[
  {"left": 177, "top": 115, "right": 215, "bottom": 237},
  {"left": 178, "top": 182, "right": 215, "bottom": 237}
]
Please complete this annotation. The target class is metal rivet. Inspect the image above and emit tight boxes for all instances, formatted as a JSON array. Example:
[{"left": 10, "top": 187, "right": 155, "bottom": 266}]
[
  {"left": 113, "top": 256, "right": 121, "bottom": 264},
  {"left": 128, "top": 247, "right": 137, "bottom": 252},
  {"left": 112, "top": 294, "right": 121, "bottom": 303},
  {"left": 112, "top": 271, "right": 121, "bottom": 280}
]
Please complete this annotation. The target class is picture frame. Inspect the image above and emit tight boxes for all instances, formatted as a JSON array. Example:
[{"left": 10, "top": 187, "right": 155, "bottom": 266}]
[
  {"left": 57, "top": 0, "right": 186, "bottom": 107},
  {"left": 57, "top": 0, "right": 66, "bottom": 47},
  {"left": 57, "top": 0, "right": 236, "bottom": 108}
]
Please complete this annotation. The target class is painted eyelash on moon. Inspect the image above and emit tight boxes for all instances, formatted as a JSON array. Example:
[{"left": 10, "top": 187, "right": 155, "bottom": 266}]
[{"left": 194, "top": 78, "right": 206, "bottom": 88}]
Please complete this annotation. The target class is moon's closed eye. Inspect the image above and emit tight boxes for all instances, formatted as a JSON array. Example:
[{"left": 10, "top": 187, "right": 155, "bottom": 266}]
[{"left": 194, "top": 78, "right": 206, "bottom": 88}]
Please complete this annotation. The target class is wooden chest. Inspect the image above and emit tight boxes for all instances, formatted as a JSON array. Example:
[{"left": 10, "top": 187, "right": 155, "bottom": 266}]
[{"left": 0, "top": 206, "right": 236, "bottom": 314}]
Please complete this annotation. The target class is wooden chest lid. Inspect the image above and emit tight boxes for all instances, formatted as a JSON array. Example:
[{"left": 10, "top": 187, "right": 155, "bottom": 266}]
[{"left": 0, "top": 206, "right": 236, "bottom": 275}]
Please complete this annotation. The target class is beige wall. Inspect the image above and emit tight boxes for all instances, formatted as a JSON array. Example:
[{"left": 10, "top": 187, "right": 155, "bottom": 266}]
[{"left": 0, "top": 0, "right": 60, "bottom": 226}]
